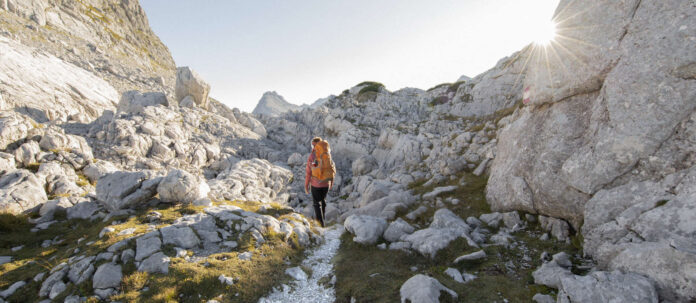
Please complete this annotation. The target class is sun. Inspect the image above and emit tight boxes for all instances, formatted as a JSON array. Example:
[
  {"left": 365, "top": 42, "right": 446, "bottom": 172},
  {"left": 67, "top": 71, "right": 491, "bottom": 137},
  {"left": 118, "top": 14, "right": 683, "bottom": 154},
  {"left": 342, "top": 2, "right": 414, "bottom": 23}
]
[{"left": 532, "top": 19, "right": 557, "bottom": 45}]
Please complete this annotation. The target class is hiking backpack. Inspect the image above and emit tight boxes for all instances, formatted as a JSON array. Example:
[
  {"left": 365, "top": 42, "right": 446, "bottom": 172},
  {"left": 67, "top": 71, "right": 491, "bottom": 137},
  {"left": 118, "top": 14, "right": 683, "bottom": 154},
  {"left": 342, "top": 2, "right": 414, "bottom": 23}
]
[{"left": 311, "top": 140, "right": 336, "bottom": 183}]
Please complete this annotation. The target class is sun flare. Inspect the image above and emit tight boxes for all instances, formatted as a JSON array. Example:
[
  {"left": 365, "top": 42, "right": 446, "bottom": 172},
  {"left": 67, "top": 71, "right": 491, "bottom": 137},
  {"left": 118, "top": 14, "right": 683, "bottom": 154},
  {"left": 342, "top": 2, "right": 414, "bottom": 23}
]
[{"left": 532, "top": 19, "right": 557, "bottom": 45}]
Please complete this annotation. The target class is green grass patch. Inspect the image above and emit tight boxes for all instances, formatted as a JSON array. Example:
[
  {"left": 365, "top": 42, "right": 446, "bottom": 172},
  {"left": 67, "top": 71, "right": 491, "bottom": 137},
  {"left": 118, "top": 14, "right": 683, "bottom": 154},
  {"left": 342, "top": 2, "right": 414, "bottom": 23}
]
[
  {"left": 336, "top": 171, "right": 581, "bottom": 302},
  {"left": 357, "top": 82, "right": 384, "bottom": 95},
  {"left": 112, "top": 232, "right": 305, "bottom": 303}
]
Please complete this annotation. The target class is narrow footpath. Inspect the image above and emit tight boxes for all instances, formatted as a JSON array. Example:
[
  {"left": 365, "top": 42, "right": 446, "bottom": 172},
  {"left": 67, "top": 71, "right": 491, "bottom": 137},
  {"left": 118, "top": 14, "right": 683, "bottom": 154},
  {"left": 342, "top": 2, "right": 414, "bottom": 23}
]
[{"left": 258, "top": 224, "right": 344, "bottom": 303}]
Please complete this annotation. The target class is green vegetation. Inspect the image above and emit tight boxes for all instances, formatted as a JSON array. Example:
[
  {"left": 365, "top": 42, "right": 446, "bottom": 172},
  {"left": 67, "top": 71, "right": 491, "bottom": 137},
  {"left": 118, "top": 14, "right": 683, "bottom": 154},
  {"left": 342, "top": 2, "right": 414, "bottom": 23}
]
[
  {"left": 112, "top": 231, "right": 304, "bottom": 303},
  {"left": 429, "top": 96, "right": 450, "bottom": 106},
  {"left": 427, "top": 83, "right": 452, "bottom": 92},
  {"left": 356, "top": 81, "right": 385, "bottom": 95},
  {"left": 334, "top": 172, "right": 580, "bottom": 302}
]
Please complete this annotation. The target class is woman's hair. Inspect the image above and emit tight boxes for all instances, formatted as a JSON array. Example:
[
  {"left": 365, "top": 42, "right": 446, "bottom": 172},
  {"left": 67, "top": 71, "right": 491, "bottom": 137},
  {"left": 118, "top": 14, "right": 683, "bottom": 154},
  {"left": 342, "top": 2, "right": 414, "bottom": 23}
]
[{"left": 312, "top": 137, "right": 322, "bottom": 144}]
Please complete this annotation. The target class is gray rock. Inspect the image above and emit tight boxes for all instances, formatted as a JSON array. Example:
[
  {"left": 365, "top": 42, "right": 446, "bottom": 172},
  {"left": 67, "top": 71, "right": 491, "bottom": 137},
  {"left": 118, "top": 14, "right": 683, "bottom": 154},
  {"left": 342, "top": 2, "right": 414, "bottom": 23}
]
[
  {"left": 117, "top": 90, "right": 168, "bottom": 114},
  {"left": 287, "top": 153, "right": 304, "bottom": 167},
  {"left": 49, "top": 281, "right": 67, "bottom": 300},
  {"left": 389, "top": 241, "right": 411, "bottom": 251},
  {"left": 218, "top": 274, "right": 234, "bottom": 286},
  {"left": 479, "top": 212, "right": 503, "bottom": 227},
  {"left": 383, "top": 218, "right": 415, "bottom": 242},
  {"left": 68, "top": 256, "right": 95, "bottom": 285},
  {"left": 405, "top": 206, "right": 427, "bottom": 220},
  {"left": 532, "top": 260, "right": 573, "bottom": 289},
  {"left": 502, "top": 211, "right": 522, "bottom": 229},
  {"left": 285, "top": 267, "right": 307, "bottom": 281},
  {"left": 92, "top": 263, "right": 121, "bottom": 289},
  {"left": 96, "top": 171, "right": 161, "bottom": 211},
  {"left": 557, "top": 271, "right": 658, "bottom": 303},
  {"left": 0, "top": 169, "right": 48, "bottom": 214},
  {"left": 66, "top": 201, "right": 101, "bottom": 220},
  {"left": 160, "top": 225, "right": 200, "bottom": 249},
  {"left": 157, "top": 169, "right": 210, "bottom": 204},
  {"left": 14, "top": 140, "right": 40, "bottom": 167},
  {"left": 487, "top": 0, "right": 696, "bottom": 230},
  {"left": 422, "top": 186, "right": 457, "bottom": 200},
  {"left": 444, "top": 268, "right": 464, "bottom": 283},
  {"left": 352, "top": 155, "right": 377, "bottom": 176},
  {"left": 532, "top": 293, "right": 555, "bottom": 303},
  {"left": 344, "top": 215, "right": 388, "bottom": 244},
  {"left": 399, "top": 274, "right": 457, "bottom": 303},
  {"left": 39, "top": 268, "right": 67, "bottom": 297},
  {"left": 454, "top": 250, "right": 486, "bottom": 263},
  {"left": 0, "top": 256, "right": 11, "bottom": 265},
  {"left": 402, "top": 228, "right": 461, "bottom": 259},
  {"left": 93, "top": 288, "right": 115, "bottom": 300},
  {"left": 135, "top": 234, "right": 161, "bottom": 261},
  {"left": 138, "top": 252, "right": 170, "bottom": 274},
  {"left": 539, "top": 216, "right": 570, "bottom": 241},
  {"left": 175, "top": 66, "right": 210, "bottom": 109},
  {"left": 121, "top": 249, "right": 135, "bottom": 264},
  {"left": 82, "top": 160, "right": 118, "bottom": 183},
  {"left": 63, "top": 295, "right": 81, "bottom": 303},
  {"left": 0, "top": 281, "right": 26, "bottom": 298},
  {"left": 238, "top": 251, "right": 252, "bottom": 261}
]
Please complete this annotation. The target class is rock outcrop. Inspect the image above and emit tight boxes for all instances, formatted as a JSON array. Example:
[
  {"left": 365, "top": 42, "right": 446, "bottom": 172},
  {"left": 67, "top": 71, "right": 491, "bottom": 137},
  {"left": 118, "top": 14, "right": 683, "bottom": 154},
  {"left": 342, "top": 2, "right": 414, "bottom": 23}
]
[{"left": 252, "top": 91, "right": 301, "bottom": 117}]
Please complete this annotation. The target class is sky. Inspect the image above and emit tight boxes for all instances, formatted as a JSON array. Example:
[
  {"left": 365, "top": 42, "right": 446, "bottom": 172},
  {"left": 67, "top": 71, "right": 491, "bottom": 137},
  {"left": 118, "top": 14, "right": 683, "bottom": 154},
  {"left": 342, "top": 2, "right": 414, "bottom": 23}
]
[{"left": 140, "top": 0, "right": 560, "bottom": 112}]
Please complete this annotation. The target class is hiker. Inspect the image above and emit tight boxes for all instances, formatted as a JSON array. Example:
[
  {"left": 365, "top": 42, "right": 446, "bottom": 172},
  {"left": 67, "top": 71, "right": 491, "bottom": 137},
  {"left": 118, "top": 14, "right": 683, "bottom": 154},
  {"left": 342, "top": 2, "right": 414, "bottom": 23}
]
[{"left": 305, "top": 137, "right": 335, "bottom": 227}]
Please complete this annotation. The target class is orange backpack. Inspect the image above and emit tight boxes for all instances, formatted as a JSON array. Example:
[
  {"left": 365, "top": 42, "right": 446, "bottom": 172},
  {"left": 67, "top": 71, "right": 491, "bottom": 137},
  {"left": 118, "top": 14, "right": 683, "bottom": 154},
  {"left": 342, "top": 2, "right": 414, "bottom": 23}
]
[{"left": 311, "top": 140, "right": 336, "bottom": 183}]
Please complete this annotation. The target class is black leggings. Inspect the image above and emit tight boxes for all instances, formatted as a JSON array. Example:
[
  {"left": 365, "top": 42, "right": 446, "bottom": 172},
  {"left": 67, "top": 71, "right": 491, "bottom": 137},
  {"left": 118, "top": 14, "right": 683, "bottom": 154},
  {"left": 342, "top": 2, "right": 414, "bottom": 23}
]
[{"left": 311, "top": 186, "right": 329, "bottom": 227}]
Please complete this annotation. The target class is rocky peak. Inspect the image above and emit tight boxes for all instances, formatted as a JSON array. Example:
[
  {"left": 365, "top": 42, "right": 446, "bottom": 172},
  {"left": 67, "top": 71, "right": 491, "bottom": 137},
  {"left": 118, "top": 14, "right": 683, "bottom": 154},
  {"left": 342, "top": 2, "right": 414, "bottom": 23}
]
[{"left": 252, "top": 91, "right": 301, "bottom": 117}]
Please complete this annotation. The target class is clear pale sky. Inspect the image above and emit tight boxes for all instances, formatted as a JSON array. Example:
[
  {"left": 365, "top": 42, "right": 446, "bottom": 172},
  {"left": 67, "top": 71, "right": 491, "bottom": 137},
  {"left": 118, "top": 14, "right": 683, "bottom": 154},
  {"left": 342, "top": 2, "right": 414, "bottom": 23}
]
[{"left": 140, "top": 0, "right": 559, "bottom": 112}]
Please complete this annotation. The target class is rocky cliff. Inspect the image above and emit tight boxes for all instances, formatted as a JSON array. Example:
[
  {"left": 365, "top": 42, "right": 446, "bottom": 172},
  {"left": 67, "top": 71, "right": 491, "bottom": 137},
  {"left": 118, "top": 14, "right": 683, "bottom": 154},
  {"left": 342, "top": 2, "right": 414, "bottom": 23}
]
[{"left": 0, "top": 0, "right": 175, "bottom": 122}]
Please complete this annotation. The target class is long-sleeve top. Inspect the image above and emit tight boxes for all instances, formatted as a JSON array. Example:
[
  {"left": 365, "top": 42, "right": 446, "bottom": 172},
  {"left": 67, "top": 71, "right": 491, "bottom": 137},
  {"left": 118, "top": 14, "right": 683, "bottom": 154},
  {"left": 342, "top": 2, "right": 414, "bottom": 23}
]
[{"left": 305, "top": 150, "right": 330, "bottom": 189}]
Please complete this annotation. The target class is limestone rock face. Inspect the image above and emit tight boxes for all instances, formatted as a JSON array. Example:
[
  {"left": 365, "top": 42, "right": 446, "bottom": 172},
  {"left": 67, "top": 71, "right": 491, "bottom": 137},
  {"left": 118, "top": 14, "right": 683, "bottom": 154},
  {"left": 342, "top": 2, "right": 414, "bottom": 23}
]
[
  {"left": 157, "top": 169, "right": 209, "bottom": 204},
  {"left": 557, "top": 271, "right": 658, "bottom": 303},
  {"left": 487, "top": 0, "right": 696, "bottom": 229},
  {"left": 96, "top": 171, "right": 161, "bottom": 212},
  {"left": 175, "top": 67, "right": 210, "bottom": 109},
  {"left": 117, "top": 91, "right": 169, "bottom": 114},
  {"left": 0, "top": 36, "right": 118, "bottom": 122},
  {"left": 1, "top": 0, "right": 175, "bottom": 99},
  {"left": 0, "top": 169, "right": 48, "bottom": 214},
  {"left": 582, "top": 167, "right": 696, "bottom": 301}
]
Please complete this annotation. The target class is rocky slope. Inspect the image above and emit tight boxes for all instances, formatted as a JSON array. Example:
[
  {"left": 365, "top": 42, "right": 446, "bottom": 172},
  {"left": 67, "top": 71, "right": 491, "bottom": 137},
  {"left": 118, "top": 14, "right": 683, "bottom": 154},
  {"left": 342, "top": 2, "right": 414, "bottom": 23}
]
[
  {"left": 0, "top": 0, "right": 694, "bottom": 302},
  {"left": 0, "top": 0, "right": 175, "bottom": 122}
]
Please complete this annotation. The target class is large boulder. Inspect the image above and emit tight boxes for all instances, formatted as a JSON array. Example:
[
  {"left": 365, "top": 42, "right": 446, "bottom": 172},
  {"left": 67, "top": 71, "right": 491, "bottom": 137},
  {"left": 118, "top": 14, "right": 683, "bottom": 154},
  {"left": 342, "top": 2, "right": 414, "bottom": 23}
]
[
  {"left": 157, "top": 169, "right": 210, "bottom": 204},
  {"left": 0, "top": 111, "right": 34, "bottom": 150},
  {"left": 92, "top": 263, "right": 122, "bottom": 289},
  {"left": 0, "top": 169, "right": 47, "bottom": 214},
  {"left": 96, "top": 171, "right": 161, "bottom": 212},
  {"left": 486, "top": 0, "right": 696, "bottom": 229},
  {"left": 175, "top": 66, "right": 210, "bottom": 109},
  {"left": 344, "top": 215, "right": 388, "bottom": 244},
  {"left": 14, "top": 140, "right": 40, "bottom": 167},
  {"left": 556, "top": 271, "right": 658, "bottom": 303},
  {"left": 399, "top": 274, "right": 457, "bottom": 303},
  {"left": 117, "top": 91, "right": 168, "bottom": 114}
]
